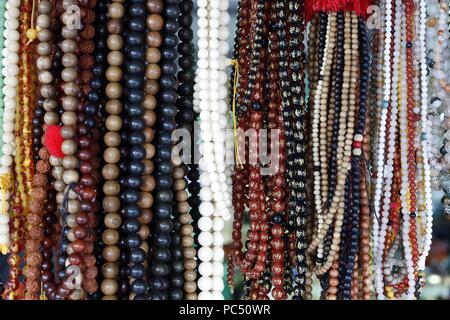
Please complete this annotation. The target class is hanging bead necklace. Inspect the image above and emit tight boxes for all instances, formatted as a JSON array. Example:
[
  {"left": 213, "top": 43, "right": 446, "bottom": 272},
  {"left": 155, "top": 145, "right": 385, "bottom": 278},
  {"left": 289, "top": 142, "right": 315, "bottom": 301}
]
[
  {"left": 38, "top": 0, "right": 62, "bottom": 300},
  {"left": 56, "top": 0, "right": 84, "bottom": 300},
  {"left": 305, "top": 0, "right": 373, "bottom": 299},
  {"left": 267, "top": 2, "right": 287, "bottom": 299},
  {"left": 196, "top": 0, "right": 229, "bottom": 300},
  {"left": 75, "top": 0, "right": 101, "bottom": 297},
  {"left": 372, "top": 0, "right": 434, "bottom": 300},
  {"left": 119, "top": 0, "right": 149, "bottom": 300},
  {"left": 175, "top": 0, "right": 197, "bottom": 300},
  {"left": 149, "top": 0, "right": 178, "bottom": 300},
  {"left": 0, "top": 0, "right": 21, "bottom": 259},
  {"left": 26, "top": 0, "right": 55, "bottom": 300},
  {"left": 100, "top": 0, "right": 125, "bottom": 300}
]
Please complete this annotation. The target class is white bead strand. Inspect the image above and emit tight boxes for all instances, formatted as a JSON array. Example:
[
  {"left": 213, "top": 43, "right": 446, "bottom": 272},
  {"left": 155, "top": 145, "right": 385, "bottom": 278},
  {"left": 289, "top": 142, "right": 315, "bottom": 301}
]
[
  {"left": 196, "top": 0, "right": 230, "bottom": 301},
  {"left": 0, "top": 0, "right": 21, "bottom": 254}
]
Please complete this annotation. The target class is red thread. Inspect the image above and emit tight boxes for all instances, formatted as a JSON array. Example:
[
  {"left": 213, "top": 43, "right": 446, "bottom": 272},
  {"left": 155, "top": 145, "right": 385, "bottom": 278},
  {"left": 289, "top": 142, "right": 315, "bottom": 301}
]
[
  {"left": 305, "top": 0, "right": 372, "bottom": 21},
  {"left": 43, "top": 125, "right": 64, "bottom": 158}
]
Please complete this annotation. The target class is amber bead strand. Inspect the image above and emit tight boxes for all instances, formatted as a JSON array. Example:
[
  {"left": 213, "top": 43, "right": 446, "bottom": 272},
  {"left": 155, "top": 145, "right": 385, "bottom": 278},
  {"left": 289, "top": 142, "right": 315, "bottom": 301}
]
[
  {"left": 100, "top": 0, "right": 125, "bottom": 300},
  {"left": 21, "top": 0, "right": 39, "bottom": 300},
  {"left": 4, "top": 0, "right": 35, "bottom": 300}
]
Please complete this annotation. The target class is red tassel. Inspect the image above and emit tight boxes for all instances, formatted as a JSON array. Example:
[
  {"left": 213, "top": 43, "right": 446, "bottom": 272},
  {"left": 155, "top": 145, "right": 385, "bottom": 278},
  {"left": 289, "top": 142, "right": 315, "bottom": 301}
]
[
  {"left": 305, "top": 0, "right": 372, "bottom": 21},
  {"left": 44, "top": 125, "right": 64, "bottom": 158},
  {"left": 353, "top": 0, "right": 372, "bottom": 18},
  {"left": 305, "top": 0, "right": 314, "bottom": 22}
]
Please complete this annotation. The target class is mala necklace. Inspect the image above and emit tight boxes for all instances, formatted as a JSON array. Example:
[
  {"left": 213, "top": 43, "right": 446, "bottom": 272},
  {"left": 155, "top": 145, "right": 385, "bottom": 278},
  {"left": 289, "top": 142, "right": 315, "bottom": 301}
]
[
  {"left": 56, "top": 0, "right": 85, "bottom": 299},
  {"left": 0, "top": 0, "right": 9, "bottom": 256},
  {"left": 100, "top": 0, "right": 125, "bottom": 300},
  {"left": 26, "top": 0, "right": 55, "bottom": 300},
  {"left": 4, "top": 0, "right": 36, "bottom": 300},
  {"left": 145, "top": 0, "right": 174, "bottom": 301},
  {"left": 0, "top": 0, "right": 21, "bottom": 258},
  {"left": 196, "top": 0, "right": 230, "bottom": 300},
  {"left": 39, "top": 0, "right": 63, "bottom": 300},
  {"left": 227, "top": 0, "right": 250, "bottom": 292},
  {"left": 83, "top": 0, "right": 109, "bottom": 301},
  {"left": 175, "top": 0, "right": 198, "bottom": 300},
  {"left": 8, "top": 0, "right": 36, "bottom": 300},
  {"left": 119, "top": 0, "right": 150, "bottom": 300},
  {"left": 305, "top": 0, "right": 373, "bottom": 299},
  {"left": 229, "top": 0, "right": 268, "bottom": 295},
  {"left": 75, "top": 0, "right": 101, "bottom": 297},
  {"left": 168, "top": 0, "right": 198, "bottom": 301},
  {"left": 282, "top": 0, "right": 310, "bottom": 300},
  {"left": 149, "top": 0, "right": 178, "bottom": 300},
  {"left": 372, "top": 0, "right": 433, "bottom": 300}
]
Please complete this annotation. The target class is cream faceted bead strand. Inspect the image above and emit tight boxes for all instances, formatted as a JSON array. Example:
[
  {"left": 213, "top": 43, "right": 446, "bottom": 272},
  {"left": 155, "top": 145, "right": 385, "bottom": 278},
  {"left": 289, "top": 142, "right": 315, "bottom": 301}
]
[
  {"left": 310, "top": 16, "right": 333, "bottom": 262},
  {"left": 0, "top": 0, "right": 21, "bottom": 253},
  {"left": 374, "top": 0, "right": 402, "bottom": 299},
  {"left": 372, "top": 0, "right": 393, "bottom": 266}
]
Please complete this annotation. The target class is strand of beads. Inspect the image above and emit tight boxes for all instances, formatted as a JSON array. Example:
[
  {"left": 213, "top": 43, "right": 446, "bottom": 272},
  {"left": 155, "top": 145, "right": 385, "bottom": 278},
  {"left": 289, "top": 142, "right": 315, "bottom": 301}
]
[
  {"left": 130, "top": 0, "right": 160, "bottom": 300},
  {"left": 149, "top": 0, "right": 178, "bottom": 300},
  {"left": 175, "top": 0, "right": 198, "bottom": 300},
  {"left": 115, "top": 0, "right": 132, "bottom": 299},
  {"left": 196, "top": 0, "right": 229, "bottom": 300},
  {"left": 139, "top": 0, "right": 163, "bottom": 299},
  {"left": 39, "top": 0, "right": 62, "bottom": 300},
  {"left": 0, "top": 0, "right": 7, "bottom": 253},
  {"left": 25, "top": 0, "right": 55, "bottom": 300},
  {"left": 0, "top": 0, "right": 21, "bottom": 256},
  {"left": 48, "top": 1, "right": 67, "bottom": 289},
  {"left": 208, "top": 0, "right": 230, "bottom": 300},
  {"left": 305, "top": 5, "right": 375, "bottom": 299},
  {"left": 4, "top": 0, "right": 33, "bottom": 300},
  {"left": 57, "top": 0, "right": 84, "bottom": 300},
  {"left": 0, "top": 0, "right": 6, "bottom": 163},
  {"left": 374, "top": 0, "right": 400, "bottom": 299},
  {"left": 119, "top": 0, "right": 149, "bottom": 300},
  {"left": 100, "top": 0, "right": 125, "bottom": 300},
  {"left": 417, "top": 0, "right": 433, "bottom": 282},
  {"left": 227, "top": 0, "right": 251, "bottom": 292},
  {"left": 285, "top": 0, "right": 310, "bottom": 300},
  {"left": 18, "top": 0, "right": 35, "bottom": 234},
  {"left": 267, "top": 3, "right": 287, "bottom": 299},
  {"left": 372, "top": 0, "right": 393, "bottom": 273},
  {"left": 140, "top": 0, "right": 162, "bottom": 298},
  {"left": 371, "top": 0, "right": 434, "bottom": 300},
  {"left": 75, "top": 0, "right": 101, "bottom": 297},
  {"left": 83, "top": 0, "right": 109, "bottom": 301}
]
